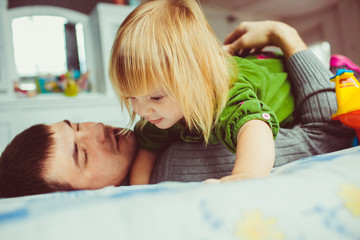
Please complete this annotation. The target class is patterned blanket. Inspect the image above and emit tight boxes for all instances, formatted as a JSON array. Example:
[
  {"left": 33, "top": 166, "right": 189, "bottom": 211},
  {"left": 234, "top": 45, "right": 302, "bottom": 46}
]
[{"left": 1, "top": 146, "right": 360, "bottom": 240}]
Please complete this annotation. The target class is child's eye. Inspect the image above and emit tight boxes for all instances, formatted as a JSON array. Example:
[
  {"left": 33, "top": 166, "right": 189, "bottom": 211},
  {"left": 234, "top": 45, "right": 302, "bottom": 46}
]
[{"left": 151, "top": 96, "right": 163, "bottom": 101}]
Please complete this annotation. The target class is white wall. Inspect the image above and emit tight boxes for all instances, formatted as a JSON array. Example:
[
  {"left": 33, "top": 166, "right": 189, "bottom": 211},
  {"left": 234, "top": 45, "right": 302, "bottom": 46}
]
[{"left": 202, "top": 0, "right": 360, "bottom": 65}]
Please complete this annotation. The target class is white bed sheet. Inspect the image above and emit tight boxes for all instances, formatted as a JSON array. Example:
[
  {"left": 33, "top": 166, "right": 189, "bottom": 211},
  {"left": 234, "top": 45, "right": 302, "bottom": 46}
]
[{"left": 1, "top": 146, "right": 360, "bottom": 240}]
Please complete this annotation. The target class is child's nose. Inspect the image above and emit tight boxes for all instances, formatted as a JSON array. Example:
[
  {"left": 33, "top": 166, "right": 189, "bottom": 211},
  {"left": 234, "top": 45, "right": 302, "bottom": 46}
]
[{"left": 138, "top": 105, "right": 154, "bottom": 117}]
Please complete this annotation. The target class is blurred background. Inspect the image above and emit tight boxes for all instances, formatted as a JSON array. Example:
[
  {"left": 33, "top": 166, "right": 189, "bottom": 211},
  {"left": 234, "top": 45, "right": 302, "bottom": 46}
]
[{"left": 7, "top": 0, "right": 360, "bottom": 64}]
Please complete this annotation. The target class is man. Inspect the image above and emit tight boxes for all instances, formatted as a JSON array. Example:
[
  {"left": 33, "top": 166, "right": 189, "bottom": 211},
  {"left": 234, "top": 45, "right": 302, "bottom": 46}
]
[
  {"left": 0, "top": 121, "right": 138, "bottom": 197},
  {"left": 0, "top": 20, "right": 355, "bottom": 198}
]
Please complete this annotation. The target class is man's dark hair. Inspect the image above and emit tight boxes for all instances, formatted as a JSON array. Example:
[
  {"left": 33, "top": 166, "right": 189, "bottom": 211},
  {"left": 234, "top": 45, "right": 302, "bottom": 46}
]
[{"left": 0, "top": 124, "right": 74, "bottom": 198}]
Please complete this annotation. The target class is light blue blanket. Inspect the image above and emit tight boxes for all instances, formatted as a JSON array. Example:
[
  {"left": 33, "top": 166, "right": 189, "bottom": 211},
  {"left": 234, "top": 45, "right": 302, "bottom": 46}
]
[{"left": 1, "top": 146, "right": 360, "bottom": 240}]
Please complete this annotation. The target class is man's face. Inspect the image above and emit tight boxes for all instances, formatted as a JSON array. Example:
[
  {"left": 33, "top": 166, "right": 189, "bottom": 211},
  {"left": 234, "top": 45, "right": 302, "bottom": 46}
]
[{"left": 44, "top": 120, "right": 138, "bottom": 190}]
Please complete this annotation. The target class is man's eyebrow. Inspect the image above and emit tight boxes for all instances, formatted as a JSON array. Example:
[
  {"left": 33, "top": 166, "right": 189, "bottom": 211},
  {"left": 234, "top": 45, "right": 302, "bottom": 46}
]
[
  {"left": 63, "top": 119, "right": 71, "bottom": 128},
  {"left": 63, "top": 120, "right": 79, "bottom": 168}
]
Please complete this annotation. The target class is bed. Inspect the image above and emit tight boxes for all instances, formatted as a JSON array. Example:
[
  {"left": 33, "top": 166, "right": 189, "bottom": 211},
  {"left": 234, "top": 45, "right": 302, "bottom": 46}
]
[{"left": 1, "top": 146, "right": 360, "bottom": 239}]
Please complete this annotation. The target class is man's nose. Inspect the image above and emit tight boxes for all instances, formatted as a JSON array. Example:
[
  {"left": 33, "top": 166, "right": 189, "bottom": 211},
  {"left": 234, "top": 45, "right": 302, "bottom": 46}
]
[
  {"left": 78, "top": 122, "right": 106, "bottom": 143},
  {"left": 94, "top": 123, "right": 106, "bottom": 142}
]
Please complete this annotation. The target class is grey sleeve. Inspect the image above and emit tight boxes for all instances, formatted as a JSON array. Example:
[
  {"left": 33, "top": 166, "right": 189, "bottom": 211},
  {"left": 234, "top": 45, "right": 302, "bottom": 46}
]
[
  {"left": 274, "top": 50, "right": 354, "bottom": 166},
  {"left": 150, "top": 50, "right": 355, "bottom": 184},
  {"left": 286, "top": 49, "right": 335, "bottom": 123}
]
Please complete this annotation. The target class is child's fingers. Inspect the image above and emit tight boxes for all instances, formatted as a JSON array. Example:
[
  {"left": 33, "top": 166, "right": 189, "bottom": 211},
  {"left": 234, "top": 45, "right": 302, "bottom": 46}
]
[{"left": 204, "top": 178, "right": 221, "bottom": 184}]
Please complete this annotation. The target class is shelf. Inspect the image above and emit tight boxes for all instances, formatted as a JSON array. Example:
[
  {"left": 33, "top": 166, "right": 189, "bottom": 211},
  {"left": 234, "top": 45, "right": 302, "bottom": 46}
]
[{"left": 0, "top": 92, "right": 121, "bottom": 109}]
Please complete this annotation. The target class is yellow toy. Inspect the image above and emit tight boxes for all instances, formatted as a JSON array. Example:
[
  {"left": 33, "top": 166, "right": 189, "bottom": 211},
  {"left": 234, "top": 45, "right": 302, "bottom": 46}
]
[
  {"left": 330, "top": 69, "right": 360, "bottom": 140},
  {"left": 64, "top": 79, "right": 79, "bottom": 97}
]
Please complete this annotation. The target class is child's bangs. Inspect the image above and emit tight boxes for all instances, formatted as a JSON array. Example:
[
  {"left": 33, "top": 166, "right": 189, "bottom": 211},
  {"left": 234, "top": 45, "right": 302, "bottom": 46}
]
[
  {"left": 118, "top": 51, "right": 171, "bottom": 98},
  {"left": 117, "top": 18, "right": 174, "bottom": 98}
]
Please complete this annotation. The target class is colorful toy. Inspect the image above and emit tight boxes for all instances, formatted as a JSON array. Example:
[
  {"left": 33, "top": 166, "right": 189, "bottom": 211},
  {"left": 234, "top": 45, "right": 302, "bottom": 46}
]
[
  {"left": 330, "top": 69, "right": 360, "bottom": 142},
  {"left": 64, "top": 79, "right": 79, "bottom": 97},
  {"left": 15, "top": 70, "right": 90, "bottom": 97}
]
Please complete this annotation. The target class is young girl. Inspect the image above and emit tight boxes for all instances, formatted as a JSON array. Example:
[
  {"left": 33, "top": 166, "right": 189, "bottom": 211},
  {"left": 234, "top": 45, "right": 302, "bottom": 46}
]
[{"left": 109, "top": 0, "right": 298, "bottom": 185}]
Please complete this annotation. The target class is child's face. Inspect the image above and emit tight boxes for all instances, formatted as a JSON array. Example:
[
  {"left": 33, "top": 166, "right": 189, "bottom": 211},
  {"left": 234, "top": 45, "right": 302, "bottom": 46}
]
[{"left": 128, "top": 88, "right": 184, "bottom": 129}]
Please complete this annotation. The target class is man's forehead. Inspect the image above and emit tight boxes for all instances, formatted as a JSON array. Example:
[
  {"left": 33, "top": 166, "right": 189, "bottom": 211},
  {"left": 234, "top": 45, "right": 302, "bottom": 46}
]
[
  {"left": 45, "top": 122, "right": 76, "bottom": 182},
  {"left": 49, "top": 122, "right": 73, "bottom": 162}
]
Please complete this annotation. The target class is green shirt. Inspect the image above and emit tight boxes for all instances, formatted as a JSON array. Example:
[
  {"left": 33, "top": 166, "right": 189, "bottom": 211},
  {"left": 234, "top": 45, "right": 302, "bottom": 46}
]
[{"left": 134, "top": 55, "right": 295, "bottom": 153}]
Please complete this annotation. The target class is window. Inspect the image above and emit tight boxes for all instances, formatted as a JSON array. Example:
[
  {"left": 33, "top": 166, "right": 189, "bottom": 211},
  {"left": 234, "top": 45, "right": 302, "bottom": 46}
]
[{"left": 12, "top": 15, "right": 86, "bottom": 77}]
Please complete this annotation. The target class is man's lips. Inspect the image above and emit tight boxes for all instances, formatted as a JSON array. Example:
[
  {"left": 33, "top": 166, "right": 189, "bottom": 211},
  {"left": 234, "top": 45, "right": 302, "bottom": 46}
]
[{"left": 149, "top": 118, "right": 163, "bottom": 124}]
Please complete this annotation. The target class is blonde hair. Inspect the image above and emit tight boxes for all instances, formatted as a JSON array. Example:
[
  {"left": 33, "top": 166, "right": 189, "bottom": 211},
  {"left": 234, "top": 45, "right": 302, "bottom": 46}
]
[{"left": 109, "top": 0, "right": 234, "bottom": 142}]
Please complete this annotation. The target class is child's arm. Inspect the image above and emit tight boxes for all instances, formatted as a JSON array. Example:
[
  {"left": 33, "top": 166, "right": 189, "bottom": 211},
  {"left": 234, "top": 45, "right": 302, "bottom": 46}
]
[
  {"left": 130, "top": 148, "right": 157, "bottom": 185},
  {"left": 232, "top": 119, "right": 275, "bottom": 179},
  {"left": 207, "top": 119, "right": 275, "bottom": 183}
]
